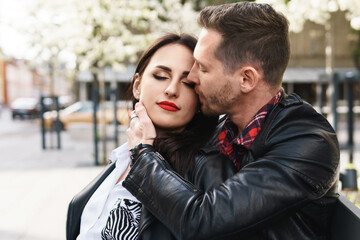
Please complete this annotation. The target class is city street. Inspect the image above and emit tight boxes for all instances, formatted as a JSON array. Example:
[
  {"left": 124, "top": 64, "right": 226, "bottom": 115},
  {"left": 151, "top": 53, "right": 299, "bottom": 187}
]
[
  {"left": 0, "top": 106, "right": 359, "bottom": 240},
  {"left": 0, "top": 108, "right": 108, "bottom": 240}
]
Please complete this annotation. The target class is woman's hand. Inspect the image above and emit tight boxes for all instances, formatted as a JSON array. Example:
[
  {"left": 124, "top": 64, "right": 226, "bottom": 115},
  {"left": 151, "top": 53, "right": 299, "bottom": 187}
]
[{"left": 126, "top": 102, "right": 156, "bottom": 150}]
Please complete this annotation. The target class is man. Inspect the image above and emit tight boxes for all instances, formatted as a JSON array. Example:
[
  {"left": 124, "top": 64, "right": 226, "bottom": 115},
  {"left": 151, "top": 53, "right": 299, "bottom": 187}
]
[{"left": 124, "top": 2, "right": 340, "bottom": 239}]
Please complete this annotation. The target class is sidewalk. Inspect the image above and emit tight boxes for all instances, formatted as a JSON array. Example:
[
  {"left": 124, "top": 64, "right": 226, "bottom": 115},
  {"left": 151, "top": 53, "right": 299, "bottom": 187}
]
[
  {"left": 0, "top": 108, "right": 119, "bottom": 240},
  {"left": 0, "top": 167, "right": 103, "bottom": 240}
]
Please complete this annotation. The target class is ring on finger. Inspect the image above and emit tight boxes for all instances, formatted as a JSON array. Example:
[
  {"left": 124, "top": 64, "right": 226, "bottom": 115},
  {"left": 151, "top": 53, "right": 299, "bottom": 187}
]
[{"left": 130, "top": 111, "right": 138, "bottom": 120}]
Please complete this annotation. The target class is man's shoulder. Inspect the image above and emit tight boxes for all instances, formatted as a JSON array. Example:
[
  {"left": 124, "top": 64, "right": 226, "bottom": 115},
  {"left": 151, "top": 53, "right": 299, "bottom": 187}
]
[
  {"left": 278, "top": 92, "right": 303, "bottom": 107},
  {"left": 275, "top": 92, "right": 327, "bottom": 122},
  {"left": 279, "top": 92, "right": 328, "bottom": 117},
  {"left": 262, "top": 92, "right": 337, "bottom": 146}
]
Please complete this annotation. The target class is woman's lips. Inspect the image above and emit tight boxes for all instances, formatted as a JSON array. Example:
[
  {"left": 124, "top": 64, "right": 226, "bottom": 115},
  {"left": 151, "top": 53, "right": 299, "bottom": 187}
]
[{"left": 157, "top": 101, "right": 180, "bottom": 112}]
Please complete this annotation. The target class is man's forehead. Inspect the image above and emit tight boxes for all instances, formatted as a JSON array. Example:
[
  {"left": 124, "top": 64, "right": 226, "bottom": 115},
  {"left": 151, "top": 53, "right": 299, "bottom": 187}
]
[
  {"left": 194, "top": 28, "right": 222, "bottom": 64},
  {"left": 197, "top": 28, "right": 222, "bottom": 49}
]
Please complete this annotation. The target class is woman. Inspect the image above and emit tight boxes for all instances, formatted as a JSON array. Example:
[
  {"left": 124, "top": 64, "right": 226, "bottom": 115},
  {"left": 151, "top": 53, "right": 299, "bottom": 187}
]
[{"left": 66, "top": 33, "right": 236, "bottom": 240}]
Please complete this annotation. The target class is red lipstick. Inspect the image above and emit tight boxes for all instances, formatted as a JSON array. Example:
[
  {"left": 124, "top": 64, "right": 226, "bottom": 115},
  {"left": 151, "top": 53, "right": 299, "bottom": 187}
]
[{"left": 157, "top": 101, "right": 180, "bottom": 112}]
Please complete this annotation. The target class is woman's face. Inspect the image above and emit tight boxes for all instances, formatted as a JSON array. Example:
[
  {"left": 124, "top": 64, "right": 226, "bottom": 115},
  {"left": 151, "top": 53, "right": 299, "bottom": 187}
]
[{"left": 133, "top": 43, "right": 198, "bottom": 133}]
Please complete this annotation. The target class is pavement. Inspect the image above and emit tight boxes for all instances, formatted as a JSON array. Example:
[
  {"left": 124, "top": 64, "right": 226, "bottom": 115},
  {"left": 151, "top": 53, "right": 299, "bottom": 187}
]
[
  {"left": 0, "top": 107, "right": 359, "bottom": 240},
  {"left": 0, "top": 108, "right": 124, "bottom": 240}
]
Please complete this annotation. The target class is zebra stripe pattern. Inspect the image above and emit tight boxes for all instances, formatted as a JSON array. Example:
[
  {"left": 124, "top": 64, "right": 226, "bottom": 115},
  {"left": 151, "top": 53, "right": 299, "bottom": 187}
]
[{"left": 101, "top": 198, "right": 142, "bottom": 240}]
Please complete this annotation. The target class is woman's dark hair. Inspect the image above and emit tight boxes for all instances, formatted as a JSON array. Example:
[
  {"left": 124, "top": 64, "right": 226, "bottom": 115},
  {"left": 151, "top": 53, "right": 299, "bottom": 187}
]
[{"left": 127, "top": 33, "right": 219, "bottom": 176}]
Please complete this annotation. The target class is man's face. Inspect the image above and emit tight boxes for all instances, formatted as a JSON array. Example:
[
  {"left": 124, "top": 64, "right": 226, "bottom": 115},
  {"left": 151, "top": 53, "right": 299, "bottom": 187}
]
[{"left": 188, "top": 28, "right": 241, "bottom": 116}]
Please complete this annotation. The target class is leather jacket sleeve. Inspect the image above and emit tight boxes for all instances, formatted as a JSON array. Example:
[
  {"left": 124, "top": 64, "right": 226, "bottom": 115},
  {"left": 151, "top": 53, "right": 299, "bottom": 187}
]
[
  {"left": 123, "top": 100, "right": 340, "bottom": 240},
  {"left": 138, "top": 152, "right": 236, "bottom": 240},
  {"left": 187, "top": 152, "right": 237, "bottom": 191}
]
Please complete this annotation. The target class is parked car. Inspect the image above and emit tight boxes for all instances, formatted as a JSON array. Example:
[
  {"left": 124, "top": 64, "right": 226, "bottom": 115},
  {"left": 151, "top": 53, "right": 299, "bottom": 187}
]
[
  {"left": 42, "top": 101, "right": 130, "bottom": 130},
  {"left": 10, "top": 97, "right": 40, "bottom": 119},
  {"left": 41, "top": 95, "right": 73, "bottom": 112}
]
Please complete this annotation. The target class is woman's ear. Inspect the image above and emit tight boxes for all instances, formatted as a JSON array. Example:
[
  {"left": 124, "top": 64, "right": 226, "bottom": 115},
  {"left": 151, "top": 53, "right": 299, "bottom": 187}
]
[{"left": 133, "top": 73, "right": 141, "bottom": 100}]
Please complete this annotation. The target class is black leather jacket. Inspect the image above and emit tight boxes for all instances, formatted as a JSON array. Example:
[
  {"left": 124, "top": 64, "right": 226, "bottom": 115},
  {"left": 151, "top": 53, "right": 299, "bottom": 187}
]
[
  {"left": 66, "top": 146, "right": 236, "bottom": 240},
  {"left": 123, "top": 93, "right": 340, "bottom": 240},
  {"left": 139, "top": 152, "right": 236, "bottom": 239}
]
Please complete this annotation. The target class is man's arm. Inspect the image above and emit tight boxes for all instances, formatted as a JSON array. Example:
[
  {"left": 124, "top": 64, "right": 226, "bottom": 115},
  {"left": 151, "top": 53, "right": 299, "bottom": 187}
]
[
  {"left": 124, "top": 149, "right": 334, "bottom": 239},
  {"left": 124, "top": 106, "right": 339, "bottom": 240}
]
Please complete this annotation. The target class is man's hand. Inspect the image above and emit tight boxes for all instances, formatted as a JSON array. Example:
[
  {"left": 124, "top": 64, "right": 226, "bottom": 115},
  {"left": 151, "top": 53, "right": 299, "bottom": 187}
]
[{"left": 126, "top": 102, "right": 156, "bottom": 150}]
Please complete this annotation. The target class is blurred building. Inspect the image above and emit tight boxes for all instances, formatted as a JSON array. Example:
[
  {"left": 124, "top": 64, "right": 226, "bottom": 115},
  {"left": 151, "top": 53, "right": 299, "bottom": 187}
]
[
  {"left": 289, "top": 11, "right": 355, "bottom": 68},
  {"left": 0, "top": 54, "right": 74, "bottom": 106},
  {"left": 0, "top": 58, "right": 45, "bottom": 105},
  {"left": 75, "top": 65, "right": 135, "bottom": 102},
  {"left": 6, "top": 59, "right": 37, "bottom": 104},
  {"left": 284, "top": 11, "right": 359, "bottom": 107}
]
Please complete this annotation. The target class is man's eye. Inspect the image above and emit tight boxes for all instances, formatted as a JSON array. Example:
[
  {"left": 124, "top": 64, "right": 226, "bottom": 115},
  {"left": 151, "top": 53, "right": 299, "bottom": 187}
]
[
  {"left": 153, "top": 74, "right": 168, "bottom": 80},
  {"left": 197, "top": 63, "right": 207, "bottom": 73}
]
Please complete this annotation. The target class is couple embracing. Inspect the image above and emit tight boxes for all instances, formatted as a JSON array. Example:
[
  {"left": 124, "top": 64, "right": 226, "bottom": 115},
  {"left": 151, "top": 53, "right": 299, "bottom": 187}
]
[{"left": 67, "top": 2, "right": 340, "bottom": 240}]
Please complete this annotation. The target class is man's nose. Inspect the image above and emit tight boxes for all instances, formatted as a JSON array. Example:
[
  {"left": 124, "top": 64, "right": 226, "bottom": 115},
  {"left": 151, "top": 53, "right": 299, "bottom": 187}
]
[{"left": 188, "top": 63, "right": 199, "bottom": 85}]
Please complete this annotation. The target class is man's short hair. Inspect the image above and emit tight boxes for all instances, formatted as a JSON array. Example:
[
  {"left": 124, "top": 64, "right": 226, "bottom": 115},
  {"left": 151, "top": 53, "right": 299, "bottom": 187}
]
[{"left": 198, "top": 2, "right": 290, "bottom": 87}]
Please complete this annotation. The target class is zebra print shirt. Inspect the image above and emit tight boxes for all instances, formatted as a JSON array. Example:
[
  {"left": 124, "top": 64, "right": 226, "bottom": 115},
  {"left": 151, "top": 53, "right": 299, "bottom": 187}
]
[{"left": 101, "top": 198, "right": 142, "bottom": 240}]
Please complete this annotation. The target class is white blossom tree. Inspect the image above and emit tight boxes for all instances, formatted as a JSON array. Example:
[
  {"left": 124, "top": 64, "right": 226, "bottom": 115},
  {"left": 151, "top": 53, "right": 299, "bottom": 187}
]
[
  {"left": 4, "top": 0, "right": 199, "bottom": 163},
  {"left": 12, "top": 0, "right": 199, "bottom": 74},
  {"left": 256, "top": 0, "right": 360, "bottom": 31}
]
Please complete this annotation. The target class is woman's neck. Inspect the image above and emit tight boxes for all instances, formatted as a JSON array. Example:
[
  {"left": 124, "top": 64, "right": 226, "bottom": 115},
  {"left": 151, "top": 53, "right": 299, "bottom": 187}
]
[{"left": 155, "top": 126, "right": 185, "bottom": 136}]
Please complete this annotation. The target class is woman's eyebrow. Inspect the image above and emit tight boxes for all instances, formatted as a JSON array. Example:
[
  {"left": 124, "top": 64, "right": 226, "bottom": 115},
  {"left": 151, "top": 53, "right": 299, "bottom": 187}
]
[
  {"left": 157, "top": 65, "right": 189, "bottom": 76},
  {"left": 156, "top": 65, "right": 171, "bottom": 72}
]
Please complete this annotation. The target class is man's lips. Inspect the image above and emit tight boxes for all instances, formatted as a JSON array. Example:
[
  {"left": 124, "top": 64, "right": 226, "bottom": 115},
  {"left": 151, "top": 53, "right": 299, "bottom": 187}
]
[
  {"left": 197, "top": 93, "right": 205, "bottom": 103},
  {"left": 157, "top": 101, "right": 180, "bottom": 112}
]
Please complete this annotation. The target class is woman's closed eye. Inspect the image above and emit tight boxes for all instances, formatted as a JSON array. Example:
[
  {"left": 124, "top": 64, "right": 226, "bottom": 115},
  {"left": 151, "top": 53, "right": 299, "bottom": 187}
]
[
  {"left": 182, "top": 81, "right": 195, "bottom": 89},
  {"left": 153, "top": 74, "right": 168, "bottom": 80}
]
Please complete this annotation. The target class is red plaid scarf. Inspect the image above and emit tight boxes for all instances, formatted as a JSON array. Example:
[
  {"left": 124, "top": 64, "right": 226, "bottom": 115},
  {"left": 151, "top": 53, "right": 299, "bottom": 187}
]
[{"left": 217, "top": 89, "right": 283, "bottom": 170}]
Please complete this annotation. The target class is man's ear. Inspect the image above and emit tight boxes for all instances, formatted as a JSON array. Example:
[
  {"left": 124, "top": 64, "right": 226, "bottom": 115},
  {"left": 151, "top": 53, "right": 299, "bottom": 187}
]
[
  {"left": 133, "top": 73, "right": 141, "bottom": 100},
  {"left": 238, "top": 66, "right": 260, "bottom": 94}
]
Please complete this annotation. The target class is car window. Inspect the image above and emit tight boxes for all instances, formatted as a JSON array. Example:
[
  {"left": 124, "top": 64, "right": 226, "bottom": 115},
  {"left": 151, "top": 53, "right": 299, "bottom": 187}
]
[
  {"left": 63, "top": 102, "right": 83, "bottom": 114},
  {"left": 78, "top": 106, "right": 92, "bottom": 112}
]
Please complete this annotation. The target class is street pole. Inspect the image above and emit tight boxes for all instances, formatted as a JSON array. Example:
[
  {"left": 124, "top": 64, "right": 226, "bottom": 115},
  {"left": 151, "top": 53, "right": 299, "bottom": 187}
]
[
  {"left": 325, "top": 18, "right": 336, "bottom": 129},
  {"left": 99, "top": 67, "right": 107, "bottom": 165}
]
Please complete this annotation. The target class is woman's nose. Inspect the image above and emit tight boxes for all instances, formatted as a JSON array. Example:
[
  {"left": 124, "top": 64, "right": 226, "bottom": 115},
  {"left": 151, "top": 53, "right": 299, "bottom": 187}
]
[{"left": 164, "top": 80, "right": 179, "bottom": 97}]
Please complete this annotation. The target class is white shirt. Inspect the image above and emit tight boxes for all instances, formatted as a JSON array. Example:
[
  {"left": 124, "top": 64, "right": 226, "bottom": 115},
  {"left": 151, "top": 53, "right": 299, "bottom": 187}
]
[{"left": 77, "top": 142, "right": 141, "bottom": 240}]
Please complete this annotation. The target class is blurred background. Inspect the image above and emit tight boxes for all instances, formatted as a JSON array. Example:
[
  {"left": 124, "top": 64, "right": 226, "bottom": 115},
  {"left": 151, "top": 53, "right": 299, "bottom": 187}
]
[{"left": 0, "top": 0, "right": 359, "bottom": 239}]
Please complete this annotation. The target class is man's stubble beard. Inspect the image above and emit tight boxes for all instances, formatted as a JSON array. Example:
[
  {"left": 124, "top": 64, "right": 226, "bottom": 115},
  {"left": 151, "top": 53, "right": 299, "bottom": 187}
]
[{"left": 200, "top": 81, "right": 236, "bottom": 116}]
